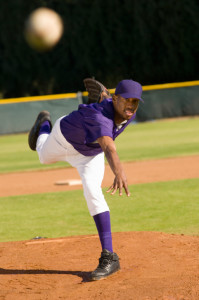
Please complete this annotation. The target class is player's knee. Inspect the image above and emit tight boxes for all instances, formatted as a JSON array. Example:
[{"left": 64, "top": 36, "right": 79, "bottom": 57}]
[
  {"left": 83, "top": 181, "right": 101, "bottom": 199},
  {"left": 86, "top": 198, "right": 110, "bottom": 216},
  {"left": 83, "top": 186, "right": 109, "bottom": 216},
  {"left": 39, "top": 157, "right": 46, "bottom": 164},
  {"left": 38, "top": 153, "right": 49, "bottom": 164}
]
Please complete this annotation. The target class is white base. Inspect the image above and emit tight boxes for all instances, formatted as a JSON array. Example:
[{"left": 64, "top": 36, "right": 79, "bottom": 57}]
[{"left": 54, "top": 179, "right": 82, "bottom": 186}]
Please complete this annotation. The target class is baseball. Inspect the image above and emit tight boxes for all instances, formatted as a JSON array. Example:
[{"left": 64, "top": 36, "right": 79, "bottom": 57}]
[{"left": 24, "top": 7, "right": 64, "bottom": 51}]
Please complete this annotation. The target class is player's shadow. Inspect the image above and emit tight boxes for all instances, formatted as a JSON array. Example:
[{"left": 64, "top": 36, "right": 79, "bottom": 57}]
[{"left": 0, "top": 268, "right": 91, "bottom": 283}]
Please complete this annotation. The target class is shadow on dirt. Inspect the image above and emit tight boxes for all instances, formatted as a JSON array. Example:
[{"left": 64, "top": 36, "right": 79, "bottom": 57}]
[{"left": 0, "top": 268, "right": 91, "bottom": 282}]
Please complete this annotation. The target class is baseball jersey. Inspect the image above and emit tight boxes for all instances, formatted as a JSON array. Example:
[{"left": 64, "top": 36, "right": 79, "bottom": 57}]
[{"left": 60, "top": 98, "right": 136, "bottom": 156}]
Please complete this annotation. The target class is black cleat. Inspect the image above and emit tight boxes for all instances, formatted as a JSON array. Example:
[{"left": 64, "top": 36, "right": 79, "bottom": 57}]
[
  {"left": 91, "top": 249, "right": 120, "bottom": 281},
  {"left": 28, "top": 110, "right": 52, "bottom": 151}
]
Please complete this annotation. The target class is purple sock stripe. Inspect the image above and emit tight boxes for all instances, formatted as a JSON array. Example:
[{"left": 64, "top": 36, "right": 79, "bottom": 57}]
[
  {"left": 93, "top": 211, "right": 113, "bottom": 252},
  {"left": 39, "top": 121, "right": 51, "bottom": 135},
  {"left": 94, "top": 211, "right": 111, "bottom": 232}
]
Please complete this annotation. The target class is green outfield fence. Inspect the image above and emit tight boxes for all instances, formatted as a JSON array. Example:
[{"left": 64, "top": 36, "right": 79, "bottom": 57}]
[{"left": 0, "top": 80, "right": 199, "bottom": 135}]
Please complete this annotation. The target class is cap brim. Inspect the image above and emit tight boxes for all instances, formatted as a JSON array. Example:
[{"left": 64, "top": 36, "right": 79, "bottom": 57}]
[{"left": 118, "top": 92, "right": 144, "bottom": 102}]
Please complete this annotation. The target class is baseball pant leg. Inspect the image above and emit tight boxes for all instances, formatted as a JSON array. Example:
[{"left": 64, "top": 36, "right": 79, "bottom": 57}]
[
  {"left": 36, "top": 118, "right": 109, "bottom": 216},
  {"left": 36, "top": 117, "right": 70, "bottom": 164},
  {"left": 74, "top": 153, "right": 110, "bottom": 216}
]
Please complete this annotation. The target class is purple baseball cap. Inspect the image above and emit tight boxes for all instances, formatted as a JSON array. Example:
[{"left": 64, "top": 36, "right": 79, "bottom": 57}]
[{"left": 115, "top": 79, "right": 144, "bottom": 102}]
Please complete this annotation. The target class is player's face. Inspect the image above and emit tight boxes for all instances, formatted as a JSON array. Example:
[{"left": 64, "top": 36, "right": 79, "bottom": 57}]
[{"left": 112, "top": 95, "right": 139, "bottom": 124}]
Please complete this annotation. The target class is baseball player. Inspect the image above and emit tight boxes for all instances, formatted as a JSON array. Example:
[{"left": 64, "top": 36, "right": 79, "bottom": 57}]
[{"left": 28, "top": 78, "right": 143, "bottom": 281}]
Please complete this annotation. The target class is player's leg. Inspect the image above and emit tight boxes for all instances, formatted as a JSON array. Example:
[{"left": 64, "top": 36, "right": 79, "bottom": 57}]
[
  {"left": 29, "top": 112, "right": 70, "bottom": 164},
  {"left": 36, "top": 117, "right": 67, "bottom": 164},
  {"left": 72, "top": 152, "right": 120, "bottom": 280},
  {"left": 74, "top": 152, "right": 108, "bottom": 215},
  {"left": 29, "top": 112, "right": 120, "bottom": 280},
  {"left": 28, "top": 111, "right": 52, "bottom": 151}
]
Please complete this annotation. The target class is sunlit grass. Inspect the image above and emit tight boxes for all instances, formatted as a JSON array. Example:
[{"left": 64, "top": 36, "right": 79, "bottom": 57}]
[
  {"left": 0, "top": 178, "right": 198, "bottom": 242},
  {"left": 0, "top": 117, "right": 199, "bottom": 173}
]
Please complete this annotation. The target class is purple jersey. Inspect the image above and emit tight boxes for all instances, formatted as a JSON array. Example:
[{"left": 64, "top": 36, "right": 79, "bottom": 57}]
[{"left": 60, "top": 98, "right": 136, "bottom": 156}]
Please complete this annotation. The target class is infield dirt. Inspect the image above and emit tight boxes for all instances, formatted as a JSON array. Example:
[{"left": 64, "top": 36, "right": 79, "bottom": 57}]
[
  {"left": 0, "top": 155, "right": 199, "bottom": 299},
  {"left": 1, "top": 155, "right": 199, "bottom": 197}
]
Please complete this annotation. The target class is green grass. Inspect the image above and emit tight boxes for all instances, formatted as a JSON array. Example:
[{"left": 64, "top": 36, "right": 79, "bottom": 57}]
[
  {"left": 0, "top": 133, "right": 67, "bottom": 173},
  {"left": 0, "top": 117, "right": 198, "bottom": 242},
  {"left": 0, "top": 117, "right": 199, "bottom": 173},
  {"left": 116, "top": 117, "right": 199, "bottom": 161},
  {"left": 0, "top": 178, "right": 198, "bottom": 242}
]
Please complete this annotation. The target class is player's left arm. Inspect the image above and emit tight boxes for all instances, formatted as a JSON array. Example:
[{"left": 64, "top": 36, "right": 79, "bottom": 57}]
[{"left": 97, "top": 136, "right": 130, "bottom": 196}]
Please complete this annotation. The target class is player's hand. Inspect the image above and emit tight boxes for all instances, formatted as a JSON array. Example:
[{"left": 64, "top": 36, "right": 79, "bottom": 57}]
[
  {"left": 99, "top": 91, "right": 111, "bottom": 103},
  {"left": 107, "top": 173, "right": 130, "bottom": 197},
  {"left": 97, "top": 136, "right": 130, "bottom": 197}
]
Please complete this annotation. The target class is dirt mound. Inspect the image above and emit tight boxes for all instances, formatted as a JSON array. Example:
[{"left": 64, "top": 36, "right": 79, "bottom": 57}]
[{"left": 0, "top": 231, "right": 198, "bottom": 300}]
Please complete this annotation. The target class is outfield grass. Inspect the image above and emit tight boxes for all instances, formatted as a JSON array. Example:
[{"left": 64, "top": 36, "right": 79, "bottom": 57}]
[
  {"left": 116, "top": 117, "right": 199, "bottom": 161},
  {"left": 0, "top": 178, "right": 198, "bottom": 242},
  {"left": 0, "top": 117, "right": 199, "bottom": 173},
  {"left": 0, "top": 133, "right": 67, "bottom": 173},
  {"left": 0, "top": 117, "right": 198, "bottom": 242}
]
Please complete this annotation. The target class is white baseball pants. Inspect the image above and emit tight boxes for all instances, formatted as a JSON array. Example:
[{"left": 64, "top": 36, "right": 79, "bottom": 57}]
[{"left": 36, "top": 117, "right": 110, "bottom": 216}]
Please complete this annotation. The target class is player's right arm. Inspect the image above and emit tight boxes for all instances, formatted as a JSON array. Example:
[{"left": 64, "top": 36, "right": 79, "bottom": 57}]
[{"left": 97, "top": 136, "right": 130, "bottom": 197}]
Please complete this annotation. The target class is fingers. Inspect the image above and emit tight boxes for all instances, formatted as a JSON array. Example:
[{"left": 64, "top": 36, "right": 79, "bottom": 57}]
[
  {"left": 124, "top": 185, "right": 131, "bottom": 197},
  {"left": 106, "top": 185, "right": 113, "bottom": 193},
  {"left": 106, "top": 179, "right": 131, "bottom": 197},
  {"left": 121, "top": 178, "right": 130, "bottom": 197},
  {"left": 106, "top": 184, "right": 117, "bottom": 195},
  {"left": 119, "top": 182, "right": 130, "bottom": 197}
]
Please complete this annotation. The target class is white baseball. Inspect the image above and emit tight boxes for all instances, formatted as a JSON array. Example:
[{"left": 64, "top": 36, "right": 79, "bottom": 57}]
[{"left": 24, "top": 7, "right": 64, "bottom": 51}]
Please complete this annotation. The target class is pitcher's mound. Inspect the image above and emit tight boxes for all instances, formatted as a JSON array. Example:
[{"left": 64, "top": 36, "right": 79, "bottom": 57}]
[{"left": 0, "top": 231, "right": 198, "bottom": 299}]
